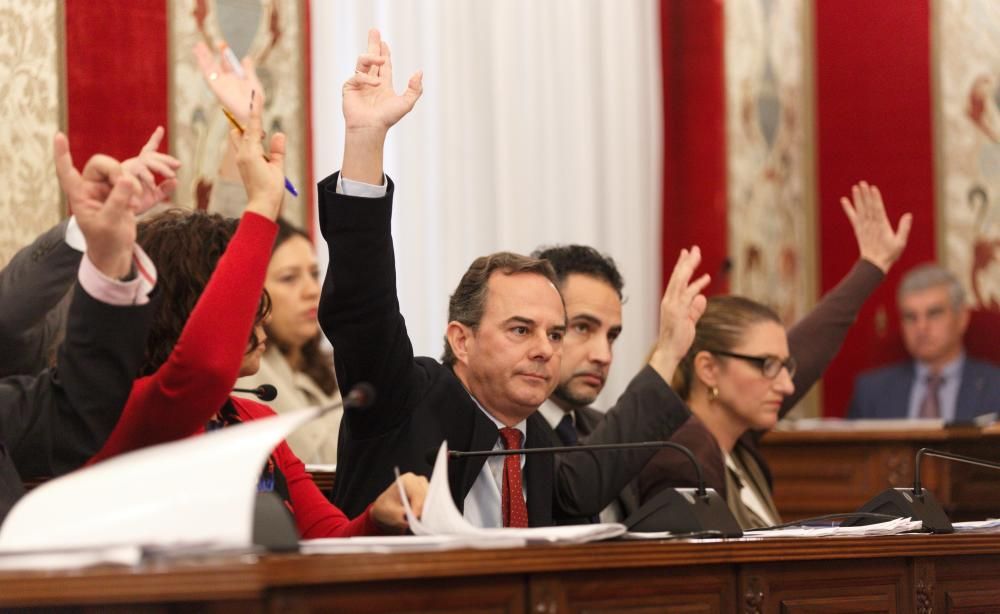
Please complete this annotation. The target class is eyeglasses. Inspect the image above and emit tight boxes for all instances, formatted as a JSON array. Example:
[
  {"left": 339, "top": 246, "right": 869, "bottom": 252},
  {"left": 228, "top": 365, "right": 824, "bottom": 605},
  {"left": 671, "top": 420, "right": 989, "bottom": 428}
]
[{"left": 710, "top": 350, "right": 797, "bottom": 379}]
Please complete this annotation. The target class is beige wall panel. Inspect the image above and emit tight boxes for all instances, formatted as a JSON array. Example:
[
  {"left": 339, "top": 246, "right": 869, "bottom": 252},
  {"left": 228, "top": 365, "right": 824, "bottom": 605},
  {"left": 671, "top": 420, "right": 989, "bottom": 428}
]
[{"left": 0, "top": 0, "right": 64, "bottom": 266}]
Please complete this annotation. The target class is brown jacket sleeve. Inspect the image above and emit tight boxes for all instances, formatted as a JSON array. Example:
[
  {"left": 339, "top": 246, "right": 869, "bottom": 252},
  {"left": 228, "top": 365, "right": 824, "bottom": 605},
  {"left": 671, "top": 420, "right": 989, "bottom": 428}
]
[{"left": 778, "top": 259, "right": 884, "bottom": 418}]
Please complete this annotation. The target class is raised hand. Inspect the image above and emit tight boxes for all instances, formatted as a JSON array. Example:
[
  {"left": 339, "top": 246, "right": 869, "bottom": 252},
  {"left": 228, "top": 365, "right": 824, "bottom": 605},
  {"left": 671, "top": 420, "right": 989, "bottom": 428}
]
[
  {"left": 194, "top": 41, "right": 264, "bottom": 124},
  {"left": 121, "top": 126, "right": 180, "bottom": 213},
  {"left": 236, "top": 93, "right": 286, "bottom": 221},
  {"left": 53, "top": 134, "right": 139, "bottom": 278},
  {"left": 840, "top": 181, "right": 913, "bottom": 274},
  {"left": 341, "top": 29, "right": 423, "bottom": 184},
  {"left": 343, "top": 29, "right": 423, "bottom": 133},
  {"left": 648, "top": 246, "right": 711, "bottom": 384}
]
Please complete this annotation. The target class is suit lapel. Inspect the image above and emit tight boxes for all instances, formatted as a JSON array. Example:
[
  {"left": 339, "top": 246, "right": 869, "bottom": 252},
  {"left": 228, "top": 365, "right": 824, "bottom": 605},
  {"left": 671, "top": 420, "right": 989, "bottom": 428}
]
[
  {"left": 452, "top": 408, "right": 500, "bottom": 510},
  {"left": 956, "top": 361, "right": 987, "bottom": 421},
  {"left": 524, "top": 414, "right": 554, "bottom": 526},
  {"left": 891, "top": 364, "right": 917, "bottom": 418}
]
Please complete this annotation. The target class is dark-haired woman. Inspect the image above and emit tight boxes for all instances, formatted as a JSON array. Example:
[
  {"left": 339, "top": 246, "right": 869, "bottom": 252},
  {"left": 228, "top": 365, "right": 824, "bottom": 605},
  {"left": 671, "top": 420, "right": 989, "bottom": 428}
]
[
  {"left": 636, "top": 181, "right": 911, "bottom": 528},
  {"left": 87, "top": 103, "right": 426, "bottom": 537},
  {"left": 234, "top": 219, "right": 342, "bottom": 465}
]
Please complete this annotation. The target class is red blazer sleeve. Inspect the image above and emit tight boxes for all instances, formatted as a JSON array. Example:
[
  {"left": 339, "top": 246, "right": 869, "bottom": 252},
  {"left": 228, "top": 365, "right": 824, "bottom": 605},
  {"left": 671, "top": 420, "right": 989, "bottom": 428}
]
[
  {"left": 239, "top": 399, "right": 380, "bottom": 538},
  {"left": 88, "top": 212, "right": 277, "bottom": 463}
]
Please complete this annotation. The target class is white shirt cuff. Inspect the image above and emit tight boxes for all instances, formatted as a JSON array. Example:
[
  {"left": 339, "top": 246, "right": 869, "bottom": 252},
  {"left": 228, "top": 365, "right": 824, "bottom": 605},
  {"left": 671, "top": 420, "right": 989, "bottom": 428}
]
[
  {"left": 64, "top": 216, "right": 86, "bottom": 252},
  {"left": 336, "top": 174, "right": 387, "bottom": 198},
  {"left": 77, "top": 244, "right": 158, "bottom": 306}
]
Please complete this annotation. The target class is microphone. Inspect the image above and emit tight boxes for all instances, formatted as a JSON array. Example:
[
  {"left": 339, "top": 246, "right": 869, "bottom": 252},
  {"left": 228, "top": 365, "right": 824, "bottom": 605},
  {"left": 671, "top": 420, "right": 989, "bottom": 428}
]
[
  {"left": 343, "top": 382, "right": 376, "bottom": 410},
  {"left": 435, "top": 440, "right": 742, "bottom": 537},
  {"left": 232, "top": 384, "right": 278, "bottom": 402},
  {"left": 842, "top": 447, "right": 1000, "bottom": 533}
]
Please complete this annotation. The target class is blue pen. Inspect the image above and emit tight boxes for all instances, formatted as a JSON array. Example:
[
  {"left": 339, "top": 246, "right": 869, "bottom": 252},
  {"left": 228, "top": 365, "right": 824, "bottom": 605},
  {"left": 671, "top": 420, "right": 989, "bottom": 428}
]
[{"left": 221, "top": 107, "right": 298, "bottom": 198}]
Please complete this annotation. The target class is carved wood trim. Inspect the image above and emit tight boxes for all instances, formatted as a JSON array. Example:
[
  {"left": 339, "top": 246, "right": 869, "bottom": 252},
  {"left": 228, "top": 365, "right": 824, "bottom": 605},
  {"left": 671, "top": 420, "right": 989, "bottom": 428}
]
[
  {"left": 914, "top": 558, "right": 935, "bottom": 614},
  {"left": 743, "top": 576, "right": 764, "bottom": 614}
]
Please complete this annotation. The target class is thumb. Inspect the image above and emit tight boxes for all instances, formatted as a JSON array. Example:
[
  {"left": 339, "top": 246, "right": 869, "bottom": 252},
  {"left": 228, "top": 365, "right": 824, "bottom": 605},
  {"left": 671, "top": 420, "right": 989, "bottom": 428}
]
[{"left": 895, "top": 212, "right": 914, "bottom": 249}]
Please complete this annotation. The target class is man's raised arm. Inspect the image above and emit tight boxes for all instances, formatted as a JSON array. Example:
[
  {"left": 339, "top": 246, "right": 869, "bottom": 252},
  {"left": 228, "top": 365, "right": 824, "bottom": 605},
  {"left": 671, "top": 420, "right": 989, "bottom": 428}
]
[{"left": 317, "top": 29, "right": 422, "bottom": 433}]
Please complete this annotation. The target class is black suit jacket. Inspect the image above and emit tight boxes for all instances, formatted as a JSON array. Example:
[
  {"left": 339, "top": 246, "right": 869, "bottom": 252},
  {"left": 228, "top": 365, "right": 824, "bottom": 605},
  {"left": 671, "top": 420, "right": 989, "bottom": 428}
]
[
  {"left": 318, "top": 173, "right": 691, "bottom": 524},
  {"left": 0, "top": 283, "right": 156, "bottom": 522}
]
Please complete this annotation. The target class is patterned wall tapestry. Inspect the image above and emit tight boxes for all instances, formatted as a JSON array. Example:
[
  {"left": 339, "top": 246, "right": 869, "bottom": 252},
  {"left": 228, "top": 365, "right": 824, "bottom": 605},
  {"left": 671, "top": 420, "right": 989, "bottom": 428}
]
[
  {"left": 0, "top": 1, "right": 64, "bottom": 266},
  {"left": 168, "top": 0, "right": 309, "bottom": 226},
  {"left": 936, "top": 0, "right": 1000, "bottom": 313},
  {"left": 724, "top": 0, "right": 816, "bottom": 326}
]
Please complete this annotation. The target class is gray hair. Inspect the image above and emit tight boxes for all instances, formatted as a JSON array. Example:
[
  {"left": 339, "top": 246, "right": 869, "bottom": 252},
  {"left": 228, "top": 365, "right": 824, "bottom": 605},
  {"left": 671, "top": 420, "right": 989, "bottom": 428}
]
[{"left": 897, "top": 263, "right": 966, "bottom": 309}]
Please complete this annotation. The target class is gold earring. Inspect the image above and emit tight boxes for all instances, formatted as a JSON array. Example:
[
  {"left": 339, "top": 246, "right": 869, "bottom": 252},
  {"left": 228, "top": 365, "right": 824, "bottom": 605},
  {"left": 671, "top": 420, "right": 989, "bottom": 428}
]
[{"left": 709, "top": 386, "right": 719, "bottom": 401}]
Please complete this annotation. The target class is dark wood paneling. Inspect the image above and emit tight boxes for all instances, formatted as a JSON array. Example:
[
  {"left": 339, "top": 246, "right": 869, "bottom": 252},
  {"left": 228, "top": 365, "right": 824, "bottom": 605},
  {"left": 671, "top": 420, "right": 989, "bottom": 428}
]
[
  {"left": 740, "top": 559, "right": 909, "bottom": 614},
  {"left": 270, "top": 576, "right": 525, "bottom": 614},
  {"left": 529, "top": 565, "right": 735, "bottom": 613},
  {"left": 759, "top": 429, "right": 1000, "bottom": 521}
]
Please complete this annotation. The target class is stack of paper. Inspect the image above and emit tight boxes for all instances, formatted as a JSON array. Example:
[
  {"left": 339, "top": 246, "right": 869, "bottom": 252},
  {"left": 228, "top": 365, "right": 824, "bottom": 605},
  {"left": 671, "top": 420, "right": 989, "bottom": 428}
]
[
  {"left": 394, "top": 444, "right": 626, "bottom": 545},
  {"left": 742, "top": 517, "right": 922, "bottom": 538}
]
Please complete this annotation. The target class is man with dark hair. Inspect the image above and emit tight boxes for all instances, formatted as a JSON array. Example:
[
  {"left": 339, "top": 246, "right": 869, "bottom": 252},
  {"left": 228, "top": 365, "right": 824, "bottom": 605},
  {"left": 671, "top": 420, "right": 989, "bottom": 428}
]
[
  {"left": 530, "top": 245, "right": 635, "bottom": 519},
  {"left": 319, "top": 30, "right": 708, "bottom": 527}
]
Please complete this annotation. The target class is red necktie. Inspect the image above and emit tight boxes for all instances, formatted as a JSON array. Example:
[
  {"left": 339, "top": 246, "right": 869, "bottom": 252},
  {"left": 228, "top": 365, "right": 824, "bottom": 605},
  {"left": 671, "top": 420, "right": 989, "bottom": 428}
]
[
  {"left": 499, "top": 427, "right": 528, "bottom": 528},
  {"left": 919, "top": 374, "right": 944, "bottom": 419}
]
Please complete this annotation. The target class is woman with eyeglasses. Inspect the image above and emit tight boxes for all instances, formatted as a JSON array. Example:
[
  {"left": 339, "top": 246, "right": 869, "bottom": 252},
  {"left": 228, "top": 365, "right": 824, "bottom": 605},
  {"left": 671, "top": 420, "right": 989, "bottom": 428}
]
[{"left": 635, "top": 181, "right": 913, "bottom": 528}]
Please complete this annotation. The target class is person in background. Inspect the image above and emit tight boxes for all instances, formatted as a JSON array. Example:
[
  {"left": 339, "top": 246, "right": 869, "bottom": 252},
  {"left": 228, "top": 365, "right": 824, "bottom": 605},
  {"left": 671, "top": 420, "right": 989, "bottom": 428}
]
[
  {"left": 638, "top": 181, "right": 912, "bottom": 528},
  {"left": 195, "top": 41, "right": 343, "bottom": 464},
  {"left": 87, "top": 98, "right": 425, "bottom": 536},
  {"left": 234, "top": 218, "right": 342, "bottom": 464},
  {"left": 848, "top": 263, "right": 1000, "bottom": 422}
]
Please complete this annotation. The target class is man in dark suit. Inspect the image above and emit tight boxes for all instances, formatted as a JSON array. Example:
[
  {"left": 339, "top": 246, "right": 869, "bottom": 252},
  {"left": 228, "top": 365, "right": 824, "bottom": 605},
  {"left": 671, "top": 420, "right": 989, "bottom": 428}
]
[
  {"left": 849, "top": 263, "right": 1000, "bottom": 422},
  {"left": 529, "top": 245, "right": 641, "bottom": 519},
  {"left": 320, "top": 30, "right": 707, "bottom": 526},
  {"left": 0, "top": 138, "right": 158, "bottom": 521}
]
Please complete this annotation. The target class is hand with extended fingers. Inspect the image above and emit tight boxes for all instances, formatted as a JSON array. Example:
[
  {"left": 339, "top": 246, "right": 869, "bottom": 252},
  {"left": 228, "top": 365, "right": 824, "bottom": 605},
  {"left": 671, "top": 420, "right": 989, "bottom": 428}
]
[
  {"left": 839, "top": 181, "right": 912, "bottom": 274},
  {"left": 236, "top": 93, "right": 286, "bottom": 222},
  {"left": 648, "top": 246, "right": 711, "bottom": 385},
  {"left": 194, "top": 41, "right": 265, "bottom": 124},
  {"left": 343, "top": 28, "right": 423, "bottom": 134},
  {"left": 53, "top": 134, "right": 139, "bottom": 279},
  {"left": 121, "top": 126, "right": 180, "bottom": 213}
]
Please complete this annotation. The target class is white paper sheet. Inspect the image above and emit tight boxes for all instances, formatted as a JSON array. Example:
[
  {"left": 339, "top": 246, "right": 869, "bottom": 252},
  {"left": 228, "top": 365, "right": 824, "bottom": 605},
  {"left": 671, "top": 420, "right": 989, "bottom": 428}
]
[
  {"left": 741, "top": 517, "right": 922, "bottom": 538},
  {"left": 300, "top": 534, "right": 524, "bottom": 554},
  {"left": 395, "top": 443, "right": 625, "bottom": 545},
  {"left": 0, "top": 407, "right": 320, "bottom": 556}
]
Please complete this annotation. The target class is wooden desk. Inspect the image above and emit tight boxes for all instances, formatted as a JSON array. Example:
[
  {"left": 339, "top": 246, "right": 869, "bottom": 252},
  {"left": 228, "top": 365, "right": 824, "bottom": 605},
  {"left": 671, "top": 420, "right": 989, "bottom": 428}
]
[
  {"left": 2, "top": 534, "right": 1000, "bottom": 612},
  {"left": 758, "top": 427, "right": 1000, "bottom": 521}
]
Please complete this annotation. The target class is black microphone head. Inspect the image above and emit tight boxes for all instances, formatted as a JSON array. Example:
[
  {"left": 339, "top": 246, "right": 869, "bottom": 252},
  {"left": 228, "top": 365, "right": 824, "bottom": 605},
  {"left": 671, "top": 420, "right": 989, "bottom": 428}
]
[
  {"left": 344, "top": 382, "right": 376, "bottom": 409},
  {"left": 255, "top": 384, "right": 278, "bottom": 402}
]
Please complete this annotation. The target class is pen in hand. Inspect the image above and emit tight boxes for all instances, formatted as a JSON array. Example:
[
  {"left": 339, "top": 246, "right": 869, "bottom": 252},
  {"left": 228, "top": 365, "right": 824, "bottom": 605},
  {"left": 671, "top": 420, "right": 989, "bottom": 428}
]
[{"left": 221, "top": 105, "right": 299, "bottom": 198}]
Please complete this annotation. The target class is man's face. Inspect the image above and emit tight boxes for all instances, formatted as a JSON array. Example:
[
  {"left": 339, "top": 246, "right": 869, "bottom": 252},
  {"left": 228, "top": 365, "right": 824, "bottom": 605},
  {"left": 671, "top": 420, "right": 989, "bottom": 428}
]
[
  {"left": 457, "top": 272, "right": 567, "bottom": 424},
  {"left": 551, "top": 274, "right": 623, "bottom": 409},
  {"left": 899, "top": 284, "right": 969, "bottom": 366}
]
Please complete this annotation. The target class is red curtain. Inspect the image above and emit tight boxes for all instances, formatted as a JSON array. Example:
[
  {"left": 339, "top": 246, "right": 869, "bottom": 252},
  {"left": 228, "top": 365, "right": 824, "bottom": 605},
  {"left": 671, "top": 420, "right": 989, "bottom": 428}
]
[
  {"left": 65, "top": 0, "right": 168, "bottom": 164},
  {"left": 814, "top": 0, "right": 936, "bottom": 416},
  {"left": 659, "top": 0, "right": 728, "bottom": 296}
]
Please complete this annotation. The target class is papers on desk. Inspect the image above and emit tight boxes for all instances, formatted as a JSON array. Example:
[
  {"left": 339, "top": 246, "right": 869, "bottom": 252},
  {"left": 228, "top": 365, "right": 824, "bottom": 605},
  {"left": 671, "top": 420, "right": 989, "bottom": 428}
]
[
  {"left": 776, "top": 417, "right": 945, "bottom": 431},
  {"left": 0, "top": 407, "right": 323, "bottom": 570},
  {"left": 742, "top": 517, "right": 922, "bottom": 538},
  {"left": 394, "top": 443, "right": 626, "bottom": 546},
  {"left": 952, "top": 519, "right": 1000, "bottom": 533}
]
